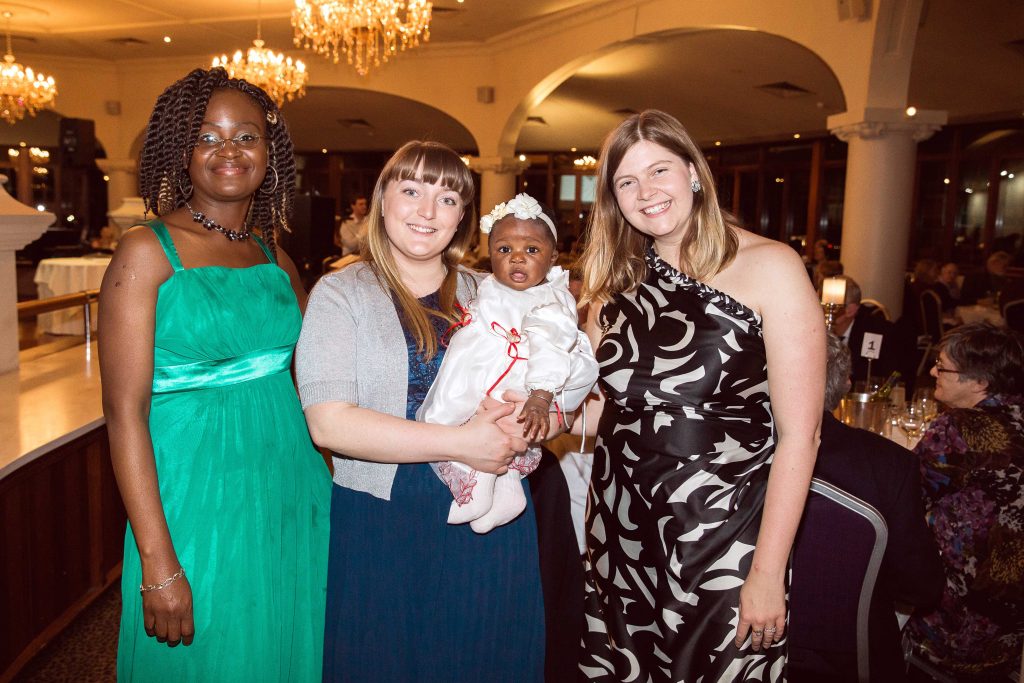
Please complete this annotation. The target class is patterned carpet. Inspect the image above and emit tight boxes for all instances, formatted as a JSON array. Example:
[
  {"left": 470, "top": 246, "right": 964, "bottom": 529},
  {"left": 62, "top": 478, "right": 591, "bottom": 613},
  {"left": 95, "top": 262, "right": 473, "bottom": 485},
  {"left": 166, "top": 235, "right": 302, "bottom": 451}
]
[{"left": 13, "top": 582, "right": 119, "bottom": 683}]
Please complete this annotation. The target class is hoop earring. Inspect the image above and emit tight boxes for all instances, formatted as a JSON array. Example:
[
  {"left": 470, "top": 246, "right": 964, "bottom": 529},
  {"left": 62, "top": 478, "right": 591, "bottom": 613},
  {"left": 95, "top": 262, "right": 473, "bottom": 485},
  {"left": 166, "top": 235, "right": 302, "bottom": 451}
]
[
  {"left": 691, "top": 178, "right": 702, "bottom": 193},
  {"left": 178, "top": 172, "right": 193, "bottom": 200},
  {"left": 260, "top": 166, "right": 279, "bottom": 195}
]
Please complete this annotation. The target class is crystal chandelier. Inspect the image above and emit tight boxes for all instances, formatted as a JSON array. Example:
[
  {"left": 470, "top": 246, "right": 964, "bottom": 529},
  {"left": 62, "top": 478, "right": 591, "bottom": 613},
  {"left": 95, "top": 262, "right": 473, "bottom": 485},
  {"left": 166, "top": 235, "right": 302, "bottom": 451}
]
[
  {"left": 292, "top": 0, "right": 432, "bottom": 77},
  {"left": 213, "top": 4, "right": 308, "bottom": 107},
  {"left": 0, "top": 12, "right": 57, "bottom": 125}
]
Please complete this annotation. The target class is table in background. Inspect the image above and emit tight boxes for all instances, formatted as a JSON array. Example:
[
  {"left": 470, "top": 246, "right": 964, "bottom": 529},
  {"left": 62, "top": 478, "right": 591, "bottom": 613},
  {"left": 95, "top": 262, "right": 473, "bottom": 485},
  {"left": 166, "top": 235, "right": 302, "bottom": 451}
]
[
  {"left": 33, "top": 255, "right": 111, "bottom": 335},
  {"left": 956, "top": 304, "right": 1004, "bottom": 326}
]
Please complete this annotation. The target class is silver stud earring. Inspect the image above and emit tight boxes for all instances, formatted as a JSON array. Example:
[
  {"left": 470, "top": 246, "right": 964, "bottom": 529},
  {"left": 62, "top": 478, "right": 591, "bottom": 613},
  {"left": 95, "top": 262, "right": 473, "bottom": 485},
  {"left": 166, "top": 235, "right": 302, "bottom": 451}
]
[{"left": 691, "top": 178, "right": 702, "bottom": 193}]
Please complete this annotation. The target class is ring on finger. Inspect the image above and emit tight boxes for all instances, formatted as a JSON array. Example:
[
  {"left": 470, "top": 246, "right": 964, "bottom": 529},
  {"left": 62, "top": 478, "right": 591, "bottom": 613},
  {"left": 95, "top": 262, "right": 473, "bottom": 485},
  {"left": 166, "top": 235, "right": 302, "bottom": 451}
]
[
  {"left": 752, "top": 629, "right": 764, "bottom": 637},
  {"left": 765, "top": 626, "right": 778, "bottom": 634}
]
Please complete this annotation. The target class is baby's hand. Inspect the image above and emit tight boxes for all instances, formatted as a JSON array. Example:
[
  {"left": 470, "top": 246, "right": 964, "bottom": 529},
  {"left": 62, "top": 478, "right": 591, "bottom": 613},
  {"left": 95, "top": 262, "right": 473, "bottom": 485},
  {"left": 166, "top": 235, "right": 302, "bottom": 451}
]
[{"left": 518, "top": 391, "right": 553, "bottom": 443}]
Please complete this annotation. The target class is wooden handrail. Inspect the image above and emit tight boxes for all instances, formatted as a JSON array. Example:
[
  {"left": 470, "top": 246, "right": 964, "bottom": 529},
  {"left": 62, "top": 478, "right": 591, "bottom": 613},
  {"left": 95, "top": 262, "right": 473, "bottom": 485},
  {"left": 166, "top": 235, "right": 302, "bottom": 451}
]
[{"left": 17, "top": 290, "right": 100, "bottom": 319}]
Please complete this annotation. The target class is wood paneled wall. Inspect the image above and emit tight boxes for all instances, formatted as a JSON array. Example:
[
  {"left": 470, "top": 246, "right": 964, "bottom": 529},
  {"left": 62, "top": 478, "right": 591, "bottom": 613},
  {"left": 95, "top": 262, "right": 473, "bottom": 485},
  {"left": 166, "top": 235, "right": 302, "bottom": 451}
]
[{"left": 0, "top": 427, "right": 125, "bottom": 682}]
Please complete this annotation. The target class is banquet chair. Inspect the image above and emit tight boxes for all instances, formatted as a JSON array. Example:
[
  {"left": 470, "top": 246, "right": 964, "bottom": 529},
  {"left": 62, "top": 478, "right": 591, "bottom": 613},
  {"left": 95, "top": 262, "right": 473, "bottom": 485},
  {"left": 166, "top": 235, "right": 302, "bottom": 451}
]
[
  {"left": 1002, "top": 298, "right": 1024, "bottom": 331},
  {"left": 860, "top": 298, "right": 891, "bottom": 321},
  {"left": 916, "top": 289, "right": 944, "bottom": 377},
  {"left": 789, "top": 478, "right": 888, "bottom": 683}
]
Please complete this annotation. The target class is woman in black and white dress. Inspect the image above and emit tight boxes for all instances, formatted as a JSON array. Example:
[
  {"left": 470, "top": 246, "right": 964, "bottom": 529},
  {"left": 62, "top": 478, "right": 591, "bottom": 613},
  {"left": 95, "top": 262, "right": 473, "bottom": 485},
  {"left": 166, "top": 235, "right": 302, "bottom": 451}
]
[{"left": 575, "top": 110, "right": 825, "bottom": 682}]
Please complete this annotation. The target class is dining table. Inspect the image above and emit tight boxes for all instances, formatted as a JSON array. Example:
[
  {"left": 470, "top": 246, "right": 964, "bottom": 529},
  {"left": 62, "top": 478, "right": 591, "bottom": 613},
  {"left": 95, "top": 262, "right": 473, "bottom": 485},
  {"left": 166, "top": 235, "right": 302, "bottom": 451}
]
[
  {"left": 33, "top": 255, "right": 112, "bottom": 335},
  {"left": 955, "top": 303, "right": 1005, "bottom": 326}
]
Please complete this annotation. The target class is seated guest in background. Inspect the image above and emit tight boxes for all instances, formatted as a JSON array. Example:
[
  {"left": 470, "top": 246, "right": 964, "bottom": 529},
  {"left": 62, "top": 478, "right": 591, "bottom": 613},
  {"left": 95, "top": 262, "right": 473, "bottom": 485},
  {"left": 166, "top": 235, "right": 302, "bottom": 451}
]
[
  {"left": 904, "top": 258, "right": 939, "bottom": 311},
  {"left": 911, "top": 258, "right": 940, "bottom": 291},
  {"left": 813, "top": 258, "right": 843, "bottom": 290},
  {"left": 805, "top": 238, "right": 830, "bottom": 279},
  {"left": 960, "top": 251, "right": 1011, "bottom": 305},
  {"left": 902, "top": 258, "right": 952, "bottom": 337},
  {"left": 936, "top": 261, "right": 961, "bottom": 312},
  {"left": 829, "top": 275, "right": 916, "bottom": 390},
  {"left": 812, "top": 238, "right": 829, "bottom": 263},
  {"left": 789, "top": 333, "right": 943, "bottom": 683},
  {"left": 326, "top": 195, "right": 370, "bottom": 271},
  {"left": 905, "top": 322, "right": 1024, "bottom": 680},
  {"left": 335, "top": 195, "right": 368, "bottom": 257}
]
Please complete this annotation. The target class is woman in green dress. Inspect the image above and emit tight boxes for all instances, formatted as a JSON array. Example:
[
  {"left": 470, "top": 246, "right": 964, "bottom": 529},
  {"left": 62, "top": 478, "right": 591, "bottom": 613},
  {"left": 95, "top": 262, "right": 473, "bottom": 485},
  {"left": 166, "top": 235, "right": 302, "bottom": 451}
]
[{"left": 98, "top": 68, "right": 330, "bottom": 681}]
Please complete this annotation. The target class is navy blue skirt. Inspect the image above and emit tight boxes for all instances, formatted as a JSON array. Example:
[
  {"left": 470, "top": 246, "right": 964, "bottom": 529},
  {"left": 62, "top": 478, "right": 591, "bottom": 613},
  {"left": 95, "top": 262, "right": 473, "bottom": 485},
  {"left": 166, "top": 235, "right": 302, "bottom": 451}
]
[{"left": 323, "top": 462, "right": 545, "bottom": 682}]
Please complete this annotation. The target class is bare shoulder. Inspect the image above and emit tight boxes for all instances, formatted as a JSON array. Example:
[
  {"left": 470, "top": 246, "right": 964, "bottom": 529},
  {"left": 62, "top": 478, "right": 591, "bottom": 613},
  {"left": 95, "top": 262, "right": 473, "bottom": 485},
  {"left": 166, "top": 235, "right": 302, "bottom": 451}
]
[
  {"left": 732, "top": 229, "right": 806, "bottom": 278},
  {"left": 103, "top": 225, "right": 173, "bottom": 290},
  {"left": 712, "top": 228, "right": 815, "bottom": 317},
  {"left": 275, "top": 245, "right": 301, "bottom": 277}
]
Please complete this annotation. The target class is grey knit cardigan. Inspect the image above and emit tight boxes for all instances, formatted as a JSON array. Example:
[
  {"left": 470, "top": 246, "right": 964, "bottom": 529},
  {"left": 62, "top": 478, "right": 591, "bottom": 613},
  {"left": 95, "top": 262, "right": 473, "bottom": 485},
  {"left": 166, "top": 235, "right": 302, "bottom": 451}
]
[{"left": 295, "top": 262, "right": 481, "bottom": 500}]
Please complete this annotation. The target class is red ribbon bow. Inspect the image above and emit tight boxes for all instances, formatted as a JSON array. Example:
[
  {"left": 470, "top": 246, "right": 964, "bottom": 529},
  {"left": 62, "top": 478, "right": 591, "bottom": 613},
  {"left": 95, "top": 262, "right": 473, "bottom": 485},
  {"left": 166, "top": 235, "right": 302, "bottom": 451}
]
[
  {"left": 486, "top": 322, "right": 529, "bottom": 397},
  {"left": 440, "top": 302, "right": 473, "bottom": 348}
]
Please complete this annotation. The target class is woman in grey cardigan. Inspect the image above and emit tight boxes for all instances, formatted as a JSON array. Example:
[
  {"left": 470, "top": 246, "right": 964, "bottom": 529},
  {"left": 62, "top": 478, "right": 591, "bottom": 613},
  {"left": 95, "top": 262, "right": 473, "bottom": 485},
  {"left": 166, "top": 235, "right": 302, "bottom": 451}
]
[{"left": 296, "top": 141, "right": 547, "bottom": 682}]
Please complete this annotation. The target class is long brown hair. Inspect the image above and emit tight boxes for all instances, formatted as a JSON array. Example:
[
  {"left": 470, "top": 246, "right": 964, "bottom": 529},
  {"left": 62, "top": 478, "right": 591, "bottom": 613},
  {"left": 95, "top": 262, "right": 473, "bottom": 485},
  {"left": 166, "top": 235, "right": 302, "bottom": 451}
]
[
  {"left": 578, "top": 109, "right": 737, "bottom": 305},
  {"left": 363, "top": 141, "right": 476, "bottom": 359}
]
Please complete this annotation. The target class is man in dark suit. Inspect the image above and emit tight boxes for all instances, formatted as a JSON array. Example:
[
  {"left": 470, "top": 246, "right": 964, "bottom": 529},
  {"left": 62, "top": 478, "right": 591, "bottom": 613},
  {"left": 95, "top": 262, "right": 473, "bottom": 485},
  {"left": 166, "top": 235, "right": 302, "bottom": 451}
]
[
  {"left": 830, "top": 275, "right": 916, "bottom": 391},
  {"left": 788, "top": 333, "right": 944, "bottom": 683}
]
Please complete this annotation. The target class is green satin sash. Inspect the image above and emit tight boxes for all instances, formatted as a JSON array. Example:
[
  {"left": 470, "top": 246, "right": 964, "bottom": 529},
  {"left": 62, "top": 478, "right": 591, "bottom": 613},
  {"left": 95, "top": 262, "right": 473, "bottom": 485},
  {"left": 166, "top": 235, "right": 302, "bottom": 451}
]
[{"left": 152, "top": 343, "right": 293, "bottom": 394}]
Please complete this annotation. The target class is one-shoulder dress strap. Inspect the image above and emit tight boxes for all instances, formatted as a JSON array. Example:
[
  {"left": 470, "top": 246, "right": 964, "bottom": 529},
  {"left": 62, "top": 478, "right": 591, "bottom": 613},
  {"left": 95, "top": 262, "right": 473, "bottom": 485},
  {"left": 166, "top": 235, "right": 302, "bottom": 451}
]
[
  {"left": 253, "top": 233, "right": 276, "bottom": 264},
  {"left": 147, "top": 220, "right": 185, "bottom": 272}
]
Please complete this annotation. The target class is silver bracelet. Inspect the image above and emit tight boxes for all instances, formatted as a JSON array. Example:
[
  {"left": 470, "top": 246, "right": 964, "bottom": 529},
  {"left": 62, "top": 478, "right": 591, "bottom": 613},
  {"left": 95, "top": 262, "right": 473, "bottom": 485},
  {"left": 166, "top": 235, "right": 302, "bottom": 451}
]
[
  {"left": 140, "top": 566, "right": 185, "bottom": 594},
  {"left": 528, "top": 391, "right": 553, "bottom": 406}
]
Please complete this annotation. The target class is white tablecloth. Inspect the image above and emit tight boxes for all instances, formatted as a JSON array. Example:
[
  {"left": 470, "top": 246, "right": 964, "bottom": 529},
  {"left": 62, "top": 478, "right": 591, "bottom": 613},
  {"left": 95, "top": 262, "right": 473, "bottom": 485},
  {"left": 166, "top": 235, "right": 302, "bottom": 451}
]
[
  {"left": 33, "top": 256, "right": 111, "bottom": 335},
  {"left": 956, "top": 304, "right": 1004, "bottom": 326}
]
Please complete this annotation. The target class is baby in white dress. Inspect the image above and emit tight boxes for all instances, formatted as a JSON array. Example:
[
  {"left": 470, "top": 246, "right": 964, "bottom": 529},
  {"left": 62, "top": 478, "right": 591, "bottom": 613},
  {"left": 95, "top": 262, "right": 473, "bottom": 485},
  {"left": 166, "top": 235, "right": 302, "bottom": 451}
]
[{"left": 420, "top": 193, "right": 598, "bottom": 533}]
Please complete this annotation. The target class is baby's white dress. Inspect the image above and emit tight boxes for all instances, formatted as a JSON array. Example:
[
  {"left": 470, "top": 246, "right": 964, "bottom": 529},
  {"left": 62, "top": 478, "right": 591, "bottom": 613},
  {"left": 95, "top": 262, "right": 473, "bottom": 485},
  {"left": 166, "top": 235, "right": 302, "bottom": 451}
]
[{"left": 420, "top": 266, "right": 599, "bottom": 502}]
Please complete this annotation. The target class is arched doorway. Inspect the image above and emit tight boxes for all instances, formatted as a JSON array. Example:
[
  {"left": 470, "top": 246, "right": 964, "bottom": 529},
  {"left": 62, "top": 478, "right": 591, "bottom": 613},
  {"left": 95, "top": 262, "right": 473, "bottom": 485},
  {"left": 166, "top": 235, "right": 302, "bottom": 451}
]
[{"left": 512, "top": 28, "right": 845, "bottom": 247}]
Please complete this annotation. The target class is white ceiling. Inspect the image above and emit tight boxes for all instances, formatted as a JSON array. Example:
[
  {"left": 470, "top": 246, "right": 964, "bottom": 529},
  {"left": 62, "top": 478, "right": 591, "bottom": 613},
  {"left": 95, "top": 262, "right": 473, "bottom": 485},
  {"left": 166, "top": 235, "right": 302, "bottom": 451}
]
[
  {"left": 517, "top": 28, "right": 848, "bottom": 152},
  {"left": 1, "top": 0, "right": 1021, "bottom": 153},
  {"left": 284, "top": 86, "right": 477, "bottom": 152},
  {"left": 0, "top": 1, "right": 585, "bottom": 60}
]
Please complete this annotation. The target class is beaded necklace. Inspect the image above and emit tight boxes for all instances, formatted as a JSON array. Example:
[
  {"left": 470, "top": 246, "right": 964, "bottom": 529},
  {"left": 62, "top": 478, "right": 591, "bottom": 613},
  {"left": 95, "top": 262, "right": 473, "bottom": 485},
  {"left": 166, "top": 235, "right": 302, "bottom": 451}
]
[{"left": 185, "top": 202, "right": 251, "bottom": 241}]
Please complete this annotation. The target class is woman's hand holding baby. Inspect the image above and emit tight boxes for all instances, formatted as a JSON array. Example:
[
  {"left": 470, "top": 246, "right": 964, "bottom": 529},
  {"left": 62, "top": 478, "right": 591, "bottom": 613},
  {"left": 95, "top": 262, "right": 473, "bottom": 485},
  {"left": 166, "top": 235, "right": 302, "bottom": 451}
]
[{"left": 457, "top": 401, "right": 527, "bottom": 474}]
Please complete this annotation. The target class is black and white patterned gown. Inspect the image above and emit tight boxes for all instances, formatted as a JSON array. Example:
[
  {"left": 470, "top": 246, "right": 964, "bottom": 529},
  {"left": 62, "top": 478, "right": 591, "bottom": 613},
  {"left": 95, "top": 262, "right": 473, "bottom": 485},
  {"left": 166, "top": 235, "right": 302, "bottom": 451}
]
[{"left": 580, "top": 251, "right": 785, "bottom": 682}]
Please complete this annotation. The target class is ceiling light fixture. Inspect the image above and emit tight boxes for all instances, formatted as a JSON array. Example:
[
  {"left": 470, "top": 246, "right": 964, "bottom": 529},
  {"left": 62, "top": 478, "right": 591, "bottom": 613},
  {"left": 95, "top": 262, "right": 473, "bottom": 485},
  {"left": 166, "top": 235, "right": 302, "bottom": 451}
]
[
  {"left": 0, "top": 12, "right": 56, "bottom": 125},
  {"left": 213, "top": 0, "right": 308, "bottom": 107},
  {"left": 292, "top": 0, "right": 432, "bottom": 77}
]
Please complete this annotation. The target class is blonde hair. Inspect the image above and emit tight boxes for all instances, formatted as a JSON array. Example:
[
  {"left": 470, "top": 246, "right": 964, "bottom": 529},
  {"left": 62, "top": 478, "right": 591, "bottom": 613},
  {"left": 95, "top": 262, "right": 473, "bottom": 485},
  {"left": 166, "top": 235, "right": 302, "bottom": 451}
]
[
  {"left": 363, "top": 140, "right": 477, "bottom": 359},
  {"left": 578, "top": 110, "right": 738, "bottom": 305}
]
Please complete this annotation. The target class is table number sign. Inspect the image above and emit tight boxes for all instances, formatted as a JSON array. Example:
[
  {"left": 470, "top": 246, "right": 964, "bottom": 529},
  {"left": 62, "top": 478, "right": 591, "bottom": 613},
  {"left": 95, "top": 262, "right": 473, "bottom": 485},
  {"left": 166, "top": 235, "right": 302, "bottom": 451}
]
[{"left": 861, "top": 332, "right": 883, "bottom": 359}]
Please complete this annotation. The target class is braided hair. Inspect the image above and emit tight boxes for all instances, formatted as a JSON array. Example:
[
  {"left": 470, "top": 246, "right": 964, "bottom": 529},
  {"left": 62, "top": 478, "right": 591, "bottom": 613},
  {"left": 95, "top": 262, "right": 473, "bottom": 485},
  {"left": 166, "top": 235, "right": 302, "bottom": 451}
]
[{"left": 138, "top": 67, "right": 296, "bottom": 255}]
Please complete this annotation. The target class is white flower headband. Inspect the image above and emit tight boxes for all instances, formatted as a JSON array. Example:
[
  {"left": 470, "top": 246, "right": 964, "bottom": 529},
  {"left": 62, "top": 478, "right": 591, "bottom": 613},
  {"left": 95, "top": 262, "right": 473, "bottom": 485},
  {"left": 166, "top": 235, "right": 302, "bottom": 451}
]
[{"left": 479, "top": 193, "right": 557, "bottom": 239}]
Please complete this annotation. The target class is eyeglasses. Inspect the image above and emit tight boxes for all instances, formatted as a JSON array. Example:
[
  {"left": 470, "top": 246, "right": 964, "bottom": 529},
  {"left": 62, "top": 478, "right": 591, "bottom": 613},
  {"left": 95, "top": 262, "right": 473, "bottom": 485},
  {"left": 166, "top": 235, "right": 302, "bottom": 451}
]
[
  {"left": 195, "top": 131, "right": 263, "bottom": 153},
  {"left": 933, "top": 359, "right": 960, "bottom": 374}
]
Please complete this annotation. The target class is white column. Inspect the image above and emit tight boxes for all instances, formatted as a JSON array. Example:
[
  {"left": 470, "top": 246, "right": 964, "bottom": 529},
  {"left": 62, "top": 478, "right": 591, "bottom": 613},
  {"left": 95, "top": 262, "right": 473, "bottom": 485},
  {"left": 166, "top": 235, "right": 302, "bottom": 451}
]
[
  {"left": 0, "top": 188, "right": 54, "bottom": 373},
  {"left": 829, "top": 108, "right": 945, "bottom": 317},
  {"left": 95, "top": 158, "right": 139, "bottom": 220},
  {"left": 466, "top": 156, "right": 529, "bottom": 256}
]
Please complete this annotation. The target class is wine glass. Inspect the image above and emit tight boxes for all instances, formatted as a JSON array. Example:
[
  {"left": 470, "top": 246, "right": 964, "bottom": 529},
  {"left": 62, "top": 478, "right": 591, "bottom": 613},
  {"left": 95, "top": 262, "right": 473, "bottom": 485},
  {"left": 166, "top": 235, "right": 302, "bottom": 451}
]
[
  {"left": 913, "top": 387, "right": 939, "bottom": 424},
  {"left": 898, "top": 403, "right": 925, "bottom": 442}
]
